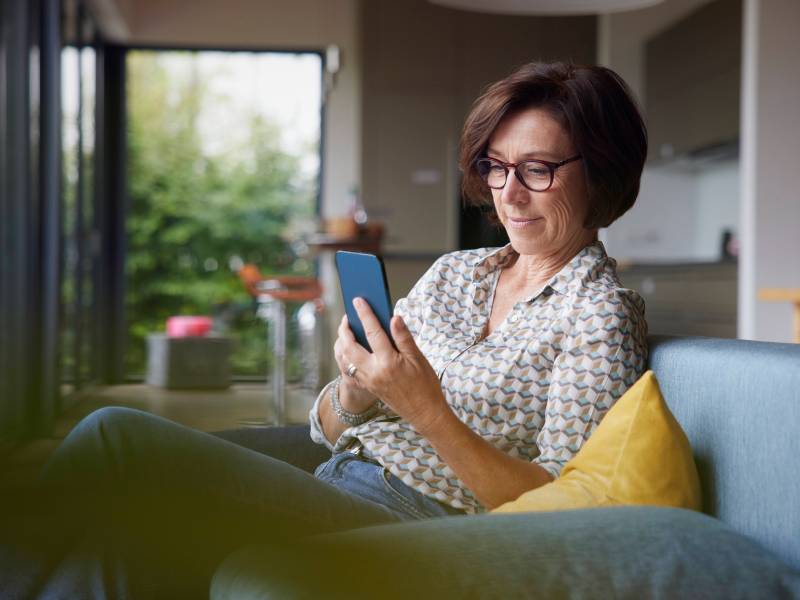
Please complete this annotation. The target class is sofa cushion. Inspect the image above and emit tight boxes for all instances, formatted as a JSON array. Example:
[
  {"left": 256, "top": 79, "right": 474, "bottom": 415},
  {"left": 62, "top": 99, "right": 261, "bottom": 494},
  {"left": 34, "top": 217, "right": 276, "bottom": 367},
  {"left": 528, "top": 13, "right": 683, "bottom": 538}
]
[
  {"left": 210, "top": 506, "right": 800, "bottom": 599},
  {"left": 493, "top": 371, "right": 701, "bottom": 514},
  {"left": 647, "top": 335, "right": 800, "bottom": 571}
]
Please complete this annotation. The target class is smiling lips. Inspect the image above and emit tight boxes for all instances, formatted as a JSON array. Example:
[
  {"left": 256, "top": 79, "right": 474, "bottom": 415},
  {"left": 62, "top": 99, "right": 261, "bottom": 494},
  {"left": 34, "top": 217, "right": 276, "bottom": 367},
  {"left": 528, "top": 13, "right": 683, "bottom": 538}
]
[{"left": 506, "top": 216, "right": 543, "bottom": 229}]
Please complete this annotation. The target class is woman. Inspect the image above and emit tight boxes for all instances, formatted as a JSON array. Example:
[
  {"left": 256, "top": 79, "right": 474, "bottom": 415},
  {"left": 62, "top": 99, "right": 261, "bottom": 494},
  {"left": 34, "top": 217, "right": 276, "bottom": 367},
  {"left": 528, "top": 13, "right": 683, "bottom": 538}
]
[
  {"left": 309, "top": 59, "right": 648, "bottom": 516},
  {"left": 7, "top": 61, "right": 648, "bottom": 597}
]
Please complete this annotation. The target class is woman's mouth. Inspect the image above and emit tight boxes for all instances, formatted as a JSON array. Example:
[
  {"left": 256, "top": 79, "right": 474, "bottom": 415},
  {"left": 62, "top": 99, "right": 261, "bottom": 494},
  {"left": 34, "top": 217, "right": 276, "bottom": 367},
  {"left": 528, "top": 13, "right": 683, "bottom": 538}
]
[{"left": 506, "top": 216, "right": 543, "bottom": 230}]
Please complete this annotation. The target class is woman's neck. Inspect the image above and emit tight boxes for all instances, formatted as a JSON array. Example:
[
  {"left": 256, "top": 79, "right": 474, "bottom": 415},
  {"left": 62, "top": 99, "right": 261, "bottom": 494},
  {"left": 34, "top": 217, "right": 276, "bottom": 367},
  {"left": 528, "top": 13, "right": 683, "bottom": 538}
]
[{"left": 506, "top": 231, "right": 597, "bottom": 291}]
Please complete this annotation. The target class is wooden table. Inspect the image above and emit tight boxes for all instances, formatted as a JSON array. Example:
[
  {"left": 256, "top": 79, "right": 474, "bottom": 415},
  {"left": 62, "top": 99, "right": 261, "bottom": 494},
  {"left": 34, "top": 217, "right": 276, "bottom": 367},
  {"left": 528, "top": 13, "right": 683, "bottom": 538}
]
[{"left": 757, "top": 288, "right": 800, "bottom": 343}]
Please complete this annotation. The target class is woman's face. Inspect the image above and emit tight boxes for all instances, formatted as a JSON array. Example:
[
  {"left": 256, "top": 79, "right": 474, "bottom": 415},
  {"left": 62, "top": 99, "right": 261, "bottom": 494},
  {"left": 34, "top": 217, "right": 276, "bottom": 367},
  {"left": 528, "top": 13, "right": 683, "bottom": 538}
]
[{"left": 486, "top": 107, "right": 594, "bottom": 257}]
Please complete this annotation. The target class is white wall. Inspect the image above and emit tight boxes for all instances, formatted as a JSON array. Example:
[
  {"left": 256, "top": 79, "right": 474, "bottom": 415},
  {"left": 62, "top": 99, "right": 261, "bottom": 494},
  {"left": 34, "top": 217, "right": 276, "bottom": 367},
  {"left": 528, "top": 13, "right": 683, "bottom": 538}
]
[
  {"left": 606, "top": 166, "right": 697, "bottom": 262},
  {"left": 739, "top": 0, "right": 800, "bottom": 342},
  {"left": 694, "top": 160, "right": 740, "bottom": 260},
  {"left": 603, "top": 159, "right": 739, "bottom": 263}
]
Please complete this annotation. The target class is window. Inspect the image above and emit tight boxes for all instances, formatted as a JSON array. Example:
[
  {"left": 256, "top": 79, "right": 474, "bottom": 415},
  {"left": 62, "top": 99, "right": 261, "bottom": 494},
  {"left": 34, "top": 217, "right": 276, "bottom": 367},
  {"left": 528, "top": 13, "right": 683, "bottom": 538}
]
[{"left": 125, "top": 50, "right": 322, "bottom": 378}]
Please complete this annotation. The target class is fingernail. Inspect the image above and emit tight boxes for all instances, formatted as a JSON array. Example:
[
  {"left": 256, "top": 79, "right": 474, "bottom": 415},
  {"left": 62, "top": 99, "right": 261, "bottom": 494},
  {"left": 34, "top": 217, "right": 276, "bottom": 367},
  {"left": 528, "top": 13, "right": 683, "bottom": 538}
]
[{"left": 353, "top": 297, "right": 363, "bottom": 308}]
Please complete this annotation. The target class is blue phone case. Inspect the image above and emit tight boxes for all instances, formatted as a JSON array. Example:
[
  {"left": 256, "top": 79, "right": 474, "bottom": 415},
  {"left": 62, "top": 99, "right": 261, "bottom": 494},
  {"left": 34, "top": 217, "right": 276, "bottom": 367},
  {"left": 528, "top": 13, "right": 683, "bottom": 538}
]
[{"left": 335, "top": 251, "right": 394, "bottom": 352}]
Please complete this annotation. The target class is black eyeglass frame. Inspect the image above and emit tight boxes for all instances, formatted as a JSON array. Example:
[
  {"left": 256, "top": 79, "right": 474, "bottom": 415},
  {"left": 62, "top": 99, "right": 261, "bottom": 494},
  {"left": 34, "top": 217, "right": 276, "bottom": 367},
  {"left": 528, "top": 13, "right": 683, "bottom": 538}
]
[{"left": 476, "top": 154, "right": 583, "bottom": 192}]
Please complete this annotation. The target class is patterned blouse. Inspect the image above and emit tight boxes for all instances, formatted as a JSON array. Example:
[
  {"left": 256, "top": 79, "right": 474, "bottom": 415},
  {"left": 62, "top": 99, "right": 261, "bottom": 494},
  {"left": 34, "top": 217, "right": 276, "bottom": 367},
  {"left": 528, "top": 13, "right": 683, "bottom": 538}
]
[{"left": 309, "top": 241, "right": 648, "bottom": 514}]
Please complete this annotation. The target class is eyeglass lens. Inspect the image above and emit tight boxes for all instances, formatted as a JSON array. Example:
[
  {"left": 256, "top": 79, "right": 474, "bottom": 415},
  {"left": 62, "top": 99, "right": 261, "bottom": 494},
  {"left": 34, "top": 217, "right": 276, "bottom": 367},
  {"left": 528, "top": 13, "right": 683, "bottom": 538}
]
[{"left": 477, "top": 159, "right": 552, "bottom": 191}]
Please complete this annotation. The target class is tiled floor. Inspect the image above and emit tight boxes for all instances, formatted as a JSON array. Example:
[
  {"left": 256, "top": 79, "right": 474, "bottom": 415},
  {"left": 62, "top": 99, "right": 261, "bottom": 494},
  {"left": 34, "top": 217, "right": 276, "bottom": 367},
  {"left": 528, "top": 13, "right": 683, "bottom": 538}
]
[{"left": 0, "top": 383, "right": 316, "bottom": 488}]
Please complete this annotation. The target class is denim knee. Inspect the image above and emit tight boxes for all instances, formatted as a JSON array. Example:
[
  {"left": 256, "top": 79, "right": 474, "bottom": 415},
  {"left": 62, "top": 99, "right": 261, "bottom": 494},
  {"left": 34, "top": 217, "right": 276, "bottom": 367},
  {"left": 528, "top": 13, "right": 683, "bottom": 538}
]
[
  {"left": 47, "top": 407, "right": 147, "bottom": 474},
  {"left": 73, "top": 406, "right": 154, "bottom": 440}
]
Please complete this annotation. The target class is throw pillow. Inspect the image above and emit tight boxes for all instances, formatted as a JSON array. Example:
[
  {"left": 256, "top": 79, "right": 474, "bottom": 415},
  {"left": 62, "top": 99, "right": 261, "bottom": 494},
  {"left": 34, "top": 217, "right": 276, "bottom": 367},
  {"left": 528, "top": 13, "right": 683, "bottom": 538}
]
[{"left": 492, "top": 370, "right": 702, "bottom": 513}]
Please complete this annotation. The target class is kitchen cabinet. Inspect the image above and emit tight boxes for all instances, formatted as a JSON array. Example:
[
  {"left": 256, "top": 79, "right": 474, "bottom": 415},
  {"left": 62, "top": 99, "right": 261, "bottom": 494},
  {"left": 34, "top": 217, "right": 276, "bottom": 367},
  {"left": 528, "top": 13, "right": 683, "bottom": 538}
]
[{"left": 645, "top": 0, "right": 742, "bottom": 162}]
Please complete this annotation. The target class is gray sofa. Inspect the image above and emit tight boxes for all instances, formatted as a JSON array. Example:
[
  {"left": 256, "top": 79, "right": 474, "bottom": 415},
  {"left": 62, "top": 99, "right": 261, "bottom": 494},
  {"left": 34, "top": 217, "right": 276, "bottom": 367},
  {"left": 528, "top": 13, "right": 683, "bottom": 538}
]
[{"left": 210, "top": 335, "right": 800, "bottom": 598}]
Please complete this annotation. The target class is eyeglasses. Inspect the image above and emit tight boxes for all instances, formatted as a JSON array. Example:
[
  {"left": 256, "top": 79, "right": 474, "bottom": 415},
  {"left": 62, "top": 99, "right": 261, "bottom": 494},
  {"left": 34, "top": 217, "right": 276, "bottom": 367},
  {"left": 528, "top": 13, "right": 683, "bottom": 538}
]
[{"left": 475, "top": 155, "right": 582, "bottom": 192}]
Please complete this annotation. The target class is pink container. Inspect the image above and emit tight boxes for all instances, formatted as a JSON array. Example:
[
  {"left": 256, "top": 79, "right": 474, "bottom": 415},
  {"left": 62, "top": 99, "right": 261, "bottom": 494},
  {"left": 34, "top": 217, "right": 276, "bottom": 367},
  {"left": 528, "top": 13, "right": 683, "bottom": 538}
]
[{"left": 166, "top": 316, "right": 213, "bottom": 338}]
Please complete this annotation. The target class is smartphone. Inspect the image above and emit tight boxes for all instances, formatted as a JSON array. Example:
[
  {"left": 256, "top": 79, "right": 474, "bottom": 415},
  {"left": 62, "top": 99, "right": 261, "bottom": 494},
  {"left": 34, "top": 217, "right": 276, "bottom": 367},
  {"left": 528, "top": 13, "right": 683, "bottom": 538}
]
[{"left": 335, "top": 251, "right": 394, "bottom": 352}]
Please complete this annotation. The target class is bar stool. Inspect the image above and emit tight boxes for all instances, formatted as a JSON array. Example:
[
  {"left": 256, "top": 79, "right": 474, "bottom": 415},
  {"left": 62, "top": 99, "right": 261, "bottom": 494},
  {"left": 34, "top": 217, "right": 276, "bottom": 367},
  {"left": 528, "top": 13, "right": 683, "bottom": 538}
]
[{"left": 239, "top": 265, "right": 323, "bottom": 425}]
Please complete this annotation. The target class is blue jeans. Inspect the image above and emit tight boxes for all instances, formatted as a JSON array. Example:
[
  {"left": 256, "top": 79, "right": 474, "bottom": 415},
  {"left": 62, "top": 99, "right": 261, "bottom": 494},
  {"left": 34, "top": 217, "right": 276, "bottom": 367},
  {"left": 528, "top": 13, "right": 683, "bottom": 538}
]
[
  {"left": 314, "top": 452, "right": 463, "bottom": 521},
  {"left": 2, "top": 407, "right": 458, "bottom": 599}
]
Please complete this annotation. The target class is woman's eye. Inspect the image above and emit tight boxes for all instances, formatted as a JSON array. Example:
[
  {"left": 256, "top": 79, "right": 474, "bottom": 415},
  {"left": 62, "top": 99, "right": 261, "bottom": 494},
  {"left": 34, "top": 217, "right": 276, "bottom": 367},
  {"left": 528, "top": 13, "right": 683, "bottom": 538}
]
[{"left": 524, "top": 165, "right": 549, "bottom": 177}]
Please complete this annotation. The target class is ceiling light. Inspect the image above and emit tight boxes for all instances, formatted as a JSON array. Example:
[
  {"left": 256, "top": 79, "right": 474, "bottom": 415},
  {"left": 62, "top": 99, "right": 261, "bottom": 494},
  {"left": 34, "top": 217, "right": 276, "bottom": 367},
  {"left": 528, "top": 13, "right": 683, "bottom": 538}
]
[{"left": 427, "top": 0, "right": 665, "bottom": 16}]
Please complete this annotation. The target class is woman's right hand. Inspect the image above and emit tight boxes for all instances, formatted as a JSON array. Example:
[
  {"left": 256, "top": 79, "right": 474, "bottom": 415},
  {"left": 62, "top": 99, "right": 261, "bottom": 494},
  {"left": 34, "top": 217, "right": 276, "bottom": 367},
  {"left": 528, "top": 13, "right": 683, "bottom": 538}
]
[{"left": 333, "top": 315, "right": 379, "bottom": 413}]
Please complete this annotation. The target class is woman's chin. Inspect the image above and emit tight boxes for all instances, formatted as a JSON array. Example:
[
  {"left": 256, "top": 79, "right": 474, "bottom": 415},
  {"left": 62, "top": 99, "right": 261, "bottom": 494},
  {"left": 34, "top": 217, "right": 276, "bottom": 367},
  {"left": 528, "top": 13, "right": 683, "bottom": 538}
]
[
  {"left": 505, "top": 225, "right": 596, "bottom": 257},
  {"left": 501, "top": 222, "right": 544, "bottom": 248},
  {"left": 506, "top": 235, "right": 549, "bottom": 256}
]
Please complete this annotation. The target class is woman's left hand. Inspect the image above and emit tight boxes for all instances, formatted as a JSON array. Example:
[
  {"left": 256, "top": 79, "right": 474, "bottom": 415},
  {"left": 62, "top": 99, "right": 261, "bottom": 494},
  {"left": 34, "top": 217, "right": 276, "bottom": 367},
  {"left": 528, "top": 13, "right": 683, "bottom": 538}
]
[{"left": 341, "top": 297, "right": 449, "bottom": 432}]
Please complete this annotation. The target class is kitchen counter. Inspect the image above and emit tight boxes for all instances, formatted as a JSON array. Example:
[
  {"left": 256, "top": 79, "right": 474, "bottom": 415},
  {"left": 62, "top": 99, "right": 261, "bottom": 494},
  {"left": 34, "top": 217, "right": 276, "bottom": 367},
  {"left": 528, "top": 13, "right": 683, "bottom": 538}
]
[{"left": 617, "top": 260, "right": 738, "bottom": 338}]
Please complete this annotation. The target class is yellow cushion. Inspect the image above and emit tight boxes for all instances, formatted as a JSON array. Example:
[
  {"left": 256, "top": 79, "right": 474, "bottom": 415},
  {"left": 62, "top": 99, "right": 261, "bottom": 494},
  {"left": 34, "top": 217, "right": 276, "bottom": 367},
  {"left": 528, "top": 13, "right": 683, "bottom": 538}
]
[{"left": 492, "top": 371, "right": 702, "bottom": 514}]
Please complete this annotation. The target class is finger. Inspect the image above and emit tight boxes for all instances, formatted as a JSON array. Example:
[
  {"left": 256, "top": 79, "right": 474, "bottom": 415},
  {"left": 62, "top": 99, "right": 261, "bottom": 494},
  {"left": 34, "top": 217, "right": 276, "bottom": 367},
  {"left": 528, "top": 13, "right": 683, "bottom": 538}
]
[
  {"left": 333, "top": 325, "right": 357, "bottom": 374},
  {"left": 334, "top": 321, "right": 351, "bottom": 364},
  {"left": 339, "top": 315, "right": 367, "bottom": 360},
  {"left": 352, "top": 298, "right": 393, "bottom": 355},
  {"left": 338, "top": 315, "right": 356, "bottom": 344},
  {"left": 335, "top": 348, "right": 364, "bottom": 383},
  {"left": 339, "top": 310, "right": 371, "bottom": 366},
  {"left": 390, "top": 315, "right": 420, "bottom": 356},
  {"left": 333, "top": 338, "right": 347, "bottom": 370}
]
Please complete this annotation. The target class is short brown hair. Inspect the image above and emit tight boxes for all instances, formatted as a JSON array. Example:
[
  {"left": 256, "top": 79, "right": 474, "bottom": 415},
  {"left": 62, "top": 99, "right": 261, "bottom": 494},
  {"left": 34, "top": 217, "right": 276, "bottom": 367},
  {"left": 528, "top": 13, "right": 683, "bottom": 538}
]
[{"left": 459, "top": 61, "right": 647, "bottom": 229}]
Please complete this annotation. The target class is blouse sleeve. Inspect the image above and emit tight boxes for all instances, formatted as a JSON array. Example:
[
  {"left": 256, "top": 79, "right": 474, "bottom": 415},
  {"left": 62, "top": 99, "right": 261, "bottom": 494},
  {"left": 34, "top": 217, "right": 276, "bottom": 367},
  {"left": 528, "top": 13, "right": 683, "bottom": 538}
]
[
  {"left": 532, "top": 290, "right": 648, "bottom": 480},
  {"left": 308, "top": 379, "right": 337, "bottom": 451},
  {"left": 308, "top": 255, "right": 445, "bottom": 446}
]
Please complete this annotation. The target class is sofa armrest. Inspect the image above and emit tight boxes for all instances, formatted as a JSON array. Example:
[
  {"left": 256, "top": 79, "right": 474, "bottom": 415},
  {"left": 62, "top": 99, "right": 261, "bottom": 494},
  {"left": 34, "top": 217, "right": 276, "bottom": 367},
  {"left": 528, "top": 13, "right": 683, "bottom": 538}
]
[
  {"left": 211, "top": 425, "right": 331, "bottom": 474},
  {"left": 212, "top": 506, "right": 800, "bottom": 599}
]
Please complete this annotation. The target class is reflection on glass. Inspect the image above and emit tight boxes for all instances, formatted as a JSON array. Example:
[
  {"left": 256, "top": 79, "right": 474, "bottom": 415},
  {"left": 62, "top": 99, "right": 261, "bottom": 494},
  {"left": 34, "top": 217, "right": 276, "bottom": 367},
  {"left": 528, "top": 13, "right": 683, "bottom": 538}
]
[
  {"left": 59, "top": 2, "right": 98, "bottom": 391},
  {"left": 60, "top": 43, "right": 79, "bottom": 391},
  {"left": 79, "top": 40, "right": 95, "bottom": 384}
]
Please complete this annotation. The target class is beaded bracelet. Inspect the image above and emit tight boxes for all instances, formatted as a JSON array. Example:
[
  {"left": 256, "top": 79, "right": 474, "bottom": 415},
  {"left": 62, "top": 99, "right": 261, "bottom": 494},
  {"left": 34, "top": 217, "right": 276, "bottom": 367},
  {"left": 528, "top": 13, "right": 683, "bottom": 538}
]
[{"left": 330, "top": 375, "right": 378, "bottom": 426}]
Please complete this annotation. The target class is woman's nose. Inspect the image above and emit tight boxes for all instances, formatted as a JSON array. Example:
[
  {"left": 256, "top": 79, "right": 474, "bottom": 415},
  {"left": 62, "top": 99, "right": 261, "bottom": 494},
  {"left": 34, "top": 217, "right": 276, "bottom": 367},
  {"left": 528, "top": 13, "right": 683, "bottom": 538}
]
[{"left": 500, "top": 169, "right": 529, "bottom": 204}]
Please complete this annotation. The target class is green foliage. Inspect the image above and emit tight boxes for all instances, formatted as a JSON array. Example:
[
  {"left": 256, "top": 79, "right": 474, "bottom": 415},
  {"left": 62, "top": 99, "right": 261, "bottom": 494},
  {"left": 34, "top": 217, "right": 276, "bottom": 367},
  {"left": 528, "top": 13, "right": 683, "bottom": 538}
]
[{"left": 125, "top": 52, "right": 317, "bottom": 376}]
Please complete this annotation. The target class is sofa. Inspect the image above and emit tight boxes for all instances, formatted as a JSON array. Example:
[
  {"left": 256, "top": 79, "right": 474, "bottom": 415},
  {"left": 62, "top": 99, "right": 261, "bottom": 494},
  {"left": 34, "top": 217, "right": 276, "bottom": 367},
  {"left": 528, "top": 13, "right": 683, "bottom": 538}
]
[{"left": 209, "top": 335, "right": 800, "bottom": 598}]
